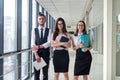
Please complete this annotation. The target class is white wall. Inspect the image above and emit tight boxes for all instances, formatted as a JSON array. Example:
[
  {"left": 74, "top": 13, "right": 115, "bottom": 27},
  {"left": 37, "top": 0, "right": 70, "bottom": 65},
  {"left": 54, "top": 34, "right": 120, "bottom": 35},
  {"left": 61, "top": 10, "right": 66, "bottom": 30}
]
[{"left": 89, "top": 0, "right": 103, "bottom": 27}]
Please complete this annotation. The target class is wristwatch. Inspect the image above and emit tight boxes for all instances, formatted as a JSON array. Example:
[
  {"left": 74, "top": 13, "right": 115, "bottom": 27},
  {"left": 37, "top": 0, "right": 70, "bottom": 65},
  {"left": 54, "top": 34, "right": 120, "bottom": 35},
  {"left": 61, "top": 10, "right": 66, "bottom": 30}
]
[{"left": 38, "top": 45, "right": 40, "bottom": 49}]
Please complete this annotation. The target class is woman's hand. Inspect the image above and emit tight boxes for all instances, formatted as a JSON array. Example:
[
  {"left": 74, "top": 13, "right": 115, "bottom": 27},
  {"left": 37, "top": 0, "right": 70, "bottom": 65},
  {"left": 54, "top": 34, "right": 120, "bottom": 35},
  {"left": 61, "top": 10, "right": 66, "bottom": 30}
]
[
  {"left": 79, "top": 43, "right": 84, "bottom": 48},
  {"left": 63, "top": 42, "right": 70, "bottom": 48},
  {"left": 82, "top": 48, "right": 89, "bottom": 52},
  {"left": 73, "top": 46, "right": 79, "bottom": 50},
  {"left": 73, "top": 43, "right": 84, "bottom": 50},
  {"left": 51, "top": 41, "right": 63, "bottom": 47}
]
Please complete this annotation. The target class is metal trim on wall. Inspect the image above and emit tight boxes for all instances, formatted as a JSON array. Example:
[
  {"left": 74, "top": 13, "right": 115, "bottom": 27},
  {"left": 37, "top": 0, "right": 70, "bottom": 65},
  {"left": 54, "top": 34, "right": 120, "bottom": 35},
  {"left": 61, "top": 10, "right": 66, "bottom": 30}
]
[
  {"left": 28, "top": 0, "right": 32, "bottom": 78},
  {"left": 46, "top": 11, "right": 48, "bottom": 28},
  {"left": 0, "top": 0, "right": 4, "bottom": 80},
  {"left": 42, "top": 7, "right": 44, "bottom": 14},
  {"left": 49, "top": 15, "right": 51, "bottom": 29},
  {"left": 17, "top": 0, "right": 22, "bottom": 79},
  {"left": 36, "top": 2, "right": 39, "bottom": 27}
]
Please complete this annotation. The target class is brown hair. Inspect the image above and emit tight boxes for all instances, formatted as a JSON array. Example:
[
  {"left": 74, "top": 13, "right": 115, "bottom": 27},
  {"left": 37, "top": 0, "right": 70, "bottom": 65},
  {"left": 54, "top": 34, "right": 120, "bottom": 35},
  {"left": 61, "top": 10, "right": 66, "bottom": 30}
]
[
  {"left": 74, "top": 20, "right": 87, "bottom": 36},
  {"left": 38, "top": 12, "right": 45, "bottom": 18},
  {"left": 53, "top": 17, "right": 67, "bottom": 40}
]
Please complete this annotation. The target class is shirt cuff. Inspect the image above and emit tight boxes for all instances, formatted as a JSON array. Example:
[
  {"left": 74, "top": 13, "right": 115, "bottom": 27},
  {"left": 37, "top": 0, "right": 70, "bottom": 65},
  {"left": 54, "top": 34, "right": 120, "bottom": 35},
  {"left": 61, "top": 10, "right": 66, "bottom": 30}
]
[{"left": 42, "top": 43, "right": 50, "bottom": 48}]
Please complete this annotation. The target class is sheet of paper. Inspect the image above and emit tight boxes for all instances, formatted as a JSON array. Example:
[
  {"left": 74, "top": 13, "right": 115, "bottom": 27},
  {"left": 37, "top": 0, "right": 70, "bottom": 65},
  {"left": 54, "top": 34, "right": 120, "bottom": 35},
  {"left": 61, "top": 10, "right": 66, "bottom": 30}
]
[{"left": 33, "top": 57, "right": 47, "bottom": 71}]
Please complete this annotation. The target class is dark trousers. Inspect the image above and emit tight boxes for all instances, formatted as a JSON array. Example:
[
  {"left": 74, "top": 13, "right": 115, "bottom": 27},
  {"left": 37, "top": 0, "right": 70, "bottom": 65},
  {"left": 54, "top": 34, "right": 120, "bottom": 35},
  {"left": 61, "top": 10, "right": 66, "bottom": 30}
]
[{"left": 34, "top": 58, "right": 49, "bottom": 80}]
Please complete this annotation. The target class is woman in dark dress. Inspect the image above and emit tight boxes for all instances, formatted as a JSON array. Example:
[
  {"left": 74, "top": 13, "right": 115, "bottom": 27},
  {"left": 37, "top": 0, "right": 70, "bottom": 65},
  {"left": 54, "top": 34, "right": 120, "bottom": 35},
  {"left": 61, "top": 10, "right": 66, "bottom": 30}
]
[
  {"left": 51, "top": 17, "right": 71, "bottom": 80},
  {"left": 71, "top": 20, "right": 92, "bottom": 80}
]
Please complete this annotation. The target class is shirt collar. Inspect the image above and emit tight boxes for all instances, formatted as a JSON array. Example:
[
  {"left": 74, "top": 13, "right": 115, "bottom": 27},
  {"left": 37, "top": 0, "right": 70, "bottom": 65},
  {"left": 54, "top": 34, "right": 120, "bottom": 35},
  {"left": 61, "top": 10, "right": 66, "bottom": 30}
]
[
  {"left": 78, "top": 33, "right": 83, "bottom": 36},
  {"left": 38, "top": 26, "right": 45, "bottom": 30}
]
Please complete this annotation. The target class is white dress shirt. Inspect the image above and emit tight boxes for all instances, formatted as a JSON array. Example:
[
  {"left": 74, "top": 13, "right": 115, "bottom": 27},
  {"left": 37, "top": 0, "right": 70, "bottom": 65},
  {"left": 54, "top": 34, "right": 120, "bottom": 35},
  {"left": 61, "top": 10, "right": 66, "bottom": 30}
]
[
  {"left": 31, "top": 26, "right": 51, "bottom": 48},
  {"left": 51, "top": 34, "right": 68, "bottom": 51},
  {"left": 72, "top": 33, "right": 83, "bottom": 46}
]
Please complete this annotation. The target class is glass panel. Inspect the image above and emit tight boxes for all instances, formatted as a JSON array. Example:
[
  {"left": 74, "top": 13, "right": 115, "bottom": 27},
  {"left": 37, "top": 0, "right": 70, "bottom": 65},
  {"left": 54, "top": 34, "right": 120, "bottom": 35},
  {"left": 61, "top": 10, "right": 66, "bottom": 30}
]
[
  {"left": 116, "top": 14, "right": 120, "bottom": 76},
  {"left": 32, "top": 0, "right": 37, "bottom": 73},
  {"left": 21, "top": 52, "right": 28, "bottom": 80},
  {"left": 116, "top": 16, "right": 120, "bottom": 51},
  {"left": 44, "top": 10, "right": 46, "bottom": 16},
  {"left": 32, "top": 0, "right": 37, "bottom": 29},
  {"left": 22, "top": 0, "right": 29, "bottom": 49},
  {"left": 4, "top": 0, "right": 17, "bottom": 53},
  {"left": 44, "top": 10, "right": 46, "bottom": 27},
  {"left": 4, "top": 55, "right": 16, "bottom": 80},
  {"left": 39, "top": 5, "right": 42, "bottom": 12},
  {"left": 48, "top": 14, "right": 49, "bottom": 28},
  {"left": 112, "top": 0, "right": 120, "bottom": 77},
  {"left": 32, "top": 54, "right": 34, "bottom": 73}
]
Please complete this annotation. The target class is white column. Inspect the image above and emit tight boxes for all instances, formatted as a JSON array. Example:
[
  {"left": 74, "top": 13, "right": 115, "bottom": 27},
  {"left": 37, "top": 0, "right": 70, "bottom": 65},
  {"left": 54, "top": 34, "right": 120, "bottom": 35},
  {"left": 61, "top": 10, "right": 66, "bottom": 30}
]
[{"left": 103, "top": 0, "right": 112, "bottom": 80}]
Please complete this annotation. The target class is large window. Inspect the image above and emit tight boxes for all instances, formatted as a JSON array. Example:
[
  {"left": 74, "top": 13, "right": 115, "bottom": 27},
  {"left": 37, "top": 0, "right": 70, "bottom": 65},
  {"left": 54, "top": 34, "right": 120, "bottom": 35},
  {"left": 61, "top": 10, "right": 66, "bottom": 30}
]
[
  {"left": 4, "top": 0, "right": 17, "bottom": 53},
  {"left": 39, "top": 5, "right": 42, "bottom": 12},
  {"left": 21, "top": 52, "right": 28, "bottom": 80},
  {"left": 21, "top": 0, "right": 29, "bottom": 79},
  {"left": 4, "top": 0, "right": 17, "bottom": 79},
  {"left": 47, "top": 14, "right": 50, "bottom": 28},
  {"left": 4, "top": 56, "right": 16, "bottom": 80},
  {"left": 32, "top": 0, "right": 37, "bottom": 73},
  {"left": 112, "top": 0, "right": 120, "bottom": 78},
  {"left": 115, "top": 3, "right": 120, "bottom": 77},
  {"left": 22, "top": 0, "right": 29, "bottom": 49},
  {"left": 32, "top": 0, "right": 37, "bottom": 29}
]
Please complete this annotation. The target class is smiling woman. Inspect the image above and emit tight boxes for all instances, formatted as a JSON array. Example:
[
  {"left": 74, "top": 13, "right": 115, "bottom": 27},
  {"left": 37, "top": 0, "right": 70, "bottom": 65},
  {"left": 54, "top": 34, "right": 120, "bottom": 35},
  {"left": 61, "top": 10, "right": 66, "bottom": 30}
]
[{"left": 51, "top": 17, "right": 71, "bottom": 80}]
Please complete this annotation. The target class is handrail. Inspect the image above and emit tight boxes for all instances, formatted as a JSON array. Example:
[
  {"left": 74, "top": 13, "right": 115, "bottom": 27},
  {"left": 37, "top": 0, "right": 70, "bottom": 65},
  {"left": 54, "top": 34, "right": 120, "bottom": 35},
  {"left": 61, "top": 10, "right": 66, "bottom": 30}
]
[
  {"left": 0, "top": 49, "right": 32, "bottom": 59},
  {"left": 0, "top": 48, "right": 33, "bottom": 80}
]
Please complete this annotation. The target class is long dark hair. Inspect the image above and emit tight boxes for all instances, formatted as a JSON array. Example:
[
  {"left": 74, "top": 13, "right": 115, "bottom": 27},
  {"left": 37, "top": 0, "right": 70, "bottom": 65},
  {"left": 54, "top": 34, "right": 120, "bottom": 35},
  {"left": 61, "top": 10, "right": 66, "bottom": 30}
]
[
  {"left": 53, "top": 17, "right": 67, "bottom": 40},
  {"left": 74, "top": 20, "right": 87, "bottom": 36}
]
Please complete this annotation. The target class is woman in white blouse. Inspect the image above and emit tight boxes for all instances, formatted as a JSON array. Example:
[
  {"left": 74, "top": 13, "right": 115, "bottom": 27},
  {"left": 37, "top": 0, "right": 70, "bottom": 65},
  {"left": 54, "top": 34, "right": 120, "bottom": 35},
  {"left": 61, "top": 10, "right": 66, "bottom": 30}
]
[{"left": 71, "top": 20, "right": 92, "bottom": 80}]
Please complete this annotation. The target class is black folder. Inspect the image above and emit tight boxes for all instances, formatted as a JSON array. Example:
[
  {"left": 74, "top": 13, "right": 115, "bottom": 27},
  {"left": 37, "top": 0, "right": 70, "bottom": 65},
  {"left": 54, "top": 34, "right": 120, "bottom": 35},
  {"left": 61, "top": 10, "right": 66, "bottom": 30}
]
[{"left": 60, "top": 36, "right": 69, "bottom": 48}]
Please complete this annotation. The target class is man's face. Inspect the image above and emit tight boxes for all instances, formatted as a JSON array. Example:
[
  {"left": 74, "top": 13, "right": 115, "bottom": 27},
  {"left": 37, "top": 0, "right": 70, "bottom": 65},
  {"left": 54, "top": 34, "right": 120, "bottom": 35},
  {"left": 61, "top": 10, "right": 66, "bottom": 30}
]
[{"left": 38, "top": 16, "right": 46, "bottom": 26}]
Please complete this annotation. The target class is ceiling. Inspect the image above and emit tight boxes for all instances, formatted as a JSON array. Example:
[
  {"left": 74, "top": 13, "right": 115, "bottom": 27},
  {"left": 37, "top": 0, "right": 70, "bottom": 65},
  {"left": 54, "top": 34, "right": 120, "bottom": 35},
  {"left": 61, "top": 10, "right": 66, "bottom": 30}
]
[{"left": 37, "top": 0, "right": 87, "bottom": 27}]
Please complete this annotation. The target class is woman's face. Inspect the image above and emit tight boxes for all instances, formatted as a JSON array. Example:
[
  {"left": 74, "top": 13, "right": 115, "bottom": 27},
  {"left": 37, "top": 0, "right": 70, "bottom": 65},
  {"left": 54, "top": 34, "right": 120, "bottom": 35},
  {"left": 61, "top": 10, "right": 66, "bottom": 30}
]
[
  {"left": 77, "top": 22, "right": 84, "bottom": 32},
  {"left": 57, "top": 21, "right": 63, "bottom": 30}
]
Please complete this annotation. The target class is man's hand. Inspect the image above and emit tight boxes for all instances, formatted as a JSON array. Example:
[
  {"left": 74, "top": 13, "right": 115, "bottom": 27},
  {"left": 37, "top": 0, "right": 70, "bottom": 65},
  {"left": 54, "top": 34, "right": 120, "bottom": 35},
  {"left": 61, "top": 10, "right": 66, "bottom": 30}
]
[
  {"left": 40, "top": 45, "right": 44, "bottom": 48},
  {"left": 32, "top": 45, "right": 38, "bottom": 51},
  {"left": 35, "top": 54, "right": 41, "bottom": 62}
]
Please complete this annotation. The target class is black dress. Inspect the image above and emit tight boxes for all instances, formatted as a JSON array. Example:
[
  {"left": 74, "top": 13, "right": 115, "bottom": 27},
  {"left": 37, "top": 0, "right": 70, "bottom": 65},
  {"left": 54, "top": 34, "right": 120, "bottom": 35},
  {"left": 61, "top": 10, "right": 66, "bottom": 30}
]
[
  {"left": 74, "top": 48, "right": 92, "bottom": 75},
  {"left": 53, "top": 50, "right": 69, "bottom": 72}
]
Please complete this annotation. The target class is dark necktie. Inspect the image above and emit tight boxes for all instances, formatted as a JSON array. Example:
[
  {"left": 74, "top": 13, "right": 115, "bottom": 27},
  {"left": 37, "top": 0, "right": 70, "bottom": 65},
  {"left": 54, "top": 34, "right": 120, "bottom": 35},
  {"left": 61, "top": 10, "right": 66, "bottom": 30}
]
[{"left": 41, "top": 28, "right": 43, "bottom": 39}]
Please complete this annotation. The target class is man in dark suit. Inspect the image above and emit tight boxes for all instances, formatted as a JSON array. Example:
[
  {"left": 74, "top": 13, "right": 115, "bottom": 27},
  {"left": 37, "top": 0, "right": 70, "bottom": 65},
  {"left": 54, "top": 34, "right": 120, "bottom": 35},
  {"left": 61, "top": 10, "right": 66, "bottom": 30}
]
[{"left": 31, "top": 12, "right": 51, "bottom": 80}]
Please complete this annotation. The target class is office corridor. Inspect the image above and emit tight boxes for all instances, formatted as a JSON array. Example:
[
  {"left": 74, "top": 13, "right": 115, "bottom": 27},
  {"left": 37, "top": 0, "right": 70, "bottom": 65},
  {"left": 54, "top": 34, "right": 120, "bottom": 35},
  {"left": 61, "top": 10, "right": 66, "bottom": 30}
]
[{"left": 0, "top": 0, "right": 120, "bottom": 80}]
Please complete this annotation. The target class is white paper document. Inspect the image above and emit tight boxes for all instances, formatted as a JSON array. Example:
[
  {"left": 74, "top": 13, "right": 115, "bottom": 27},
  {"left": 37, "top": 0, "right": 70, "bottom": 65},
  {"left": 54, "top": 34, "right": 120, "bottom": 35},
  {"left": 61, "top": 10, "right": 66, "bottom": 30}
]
[{"left": 33, "top": 57, "right": 47, "bottom": 71}]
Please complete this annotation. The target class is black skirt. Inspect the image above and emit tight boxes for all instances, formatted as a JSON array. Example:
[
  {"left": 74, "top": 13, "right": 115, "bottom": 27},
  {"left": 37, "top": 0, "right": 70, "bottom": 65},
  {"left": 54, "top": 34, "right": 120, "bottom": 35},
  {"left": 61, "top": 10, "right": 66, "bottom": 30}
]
[
  {"left": 53, "top": 50, "right": 69, "bottom": 72},
  {"left": 74, "top": 48, "right": 92, "bottom": 75}
]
